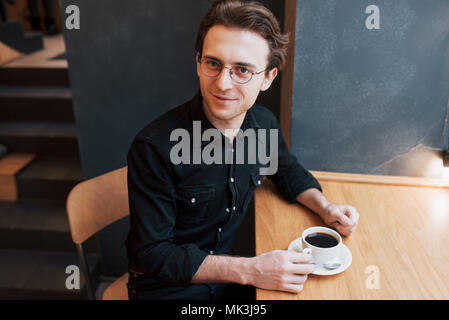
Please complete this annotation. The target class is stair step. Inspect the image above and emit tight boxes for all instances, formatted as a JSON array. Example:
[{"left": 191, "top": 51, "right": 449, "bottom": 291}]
[
  {"left": 0, "top": 153, "right": 36, "bottom": 201},
  {"left": 18, "top": 33, "right": 44, "bottom": 54},
  {"left": 0, "top": 199, "right": 99, "bottom": 253},
  {"left": 0, "top": 122, "right": 79, "bottom": 156},
  {"left": 0, "top": 248, "right": 101, "bottom": 299},
  {"left": 0, "top": 67, "right": 69, "bottom": 86},
  {"left": 0, "top": 86, "right": 74, "bottom": 122},
  {"left": 0, "top": 85, "right": 71, "bottom": 99},
  {"left": 0, "top": 41, "right": 23, "bottom": 65},
  {"left": 0, "top": 21, "right": 43, "bottom": 54},
  {"left": 16, "top": 155, "right": 83, "bottom": 200},
  {"left": 51, "top": 53, "right": 66, "bottom": 60},
  {"left": 0, "top": 122, "right": 77, "bottom": 137},
  {"left": 0, "top": 145, "right": 7, "bottom": 159},
  {"left": 0, "top": 20, "right": 23, "bottom": 41}
]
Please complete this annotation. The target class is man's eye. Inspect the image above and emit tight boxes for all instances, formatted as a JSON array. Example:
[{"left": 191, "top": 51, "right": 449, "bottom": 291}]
[
  {"left": 237, "top": 67, "right": 250, "bottom": 74},
  {"left": 206, "top": 60, "right": 220, "bottom": 68}
]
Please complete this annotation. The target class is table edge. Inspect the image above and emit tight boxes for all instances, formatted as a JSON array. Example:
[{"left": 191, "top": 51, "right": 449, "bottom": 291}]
[{"left": 310, "top": 170, "right": 449, "bottom": 189}]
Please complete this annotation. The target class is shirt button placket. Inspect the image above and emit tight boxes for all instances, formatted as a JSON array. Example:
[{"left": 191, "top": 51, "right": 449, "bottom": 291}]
[
  {"left": 215, "top": 227, "right": 223, "bottom": 250},
  {"left": 228, "top": 155, "right": 237, "bottom": 216},
  {"left": 218, "top": 227, "right": 222, "bottom": 240}
]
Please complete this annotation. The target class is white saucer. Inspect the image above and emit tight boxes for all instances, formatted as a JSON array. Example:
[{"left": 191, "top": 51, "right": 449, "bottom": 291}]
[{"left": 287, "top": 238, "right": 352, "bottom": 276}]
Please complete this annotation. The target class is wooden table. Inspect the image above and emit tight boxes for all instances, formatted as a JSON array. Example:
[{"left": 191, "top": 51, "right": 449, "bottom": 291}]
[{"left": 255, "top": 171, "right": 449, "bottom": 299}]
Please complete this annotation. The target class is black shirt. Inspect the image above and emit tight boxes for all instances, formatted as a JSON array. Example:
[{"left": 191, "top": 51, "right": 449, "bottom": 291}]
[{"left": 125, "top": 92, "right": 322, "bottom": 300}]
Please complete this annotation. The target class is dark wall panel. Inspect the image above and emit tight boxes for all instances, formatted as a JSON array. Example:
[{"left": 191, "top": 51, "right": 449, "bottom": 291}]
[
  {"left": 61, "top": 0, "right": 213, "bottom": 179},
  {"left": 290, "top": 0, "right": 449, "bottom": 177}
]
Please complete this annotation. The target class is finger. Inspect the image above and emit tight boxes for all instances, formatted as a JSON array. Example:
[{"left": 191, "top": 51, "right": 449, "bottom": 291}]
[
  {"left": 289, "top": 262, "right": 315, "bottom": 275},
  {"left": 344, "top": 206, "right": 359, "bottom": 224},
  {"left": 287, "top": 251, "right": 313, "bottom": 263},
  {"left": 334, "top": 222, "right": 354, "bottom": 237},
  {"left": 331, "top": 207, "right": 354, "bottom": 227},
  {"left": 284, "top": 284, "right": 304, "bottom": 294},
  {"left": 328, "top": 208, "right": 352, "bottom": 227},
  {"left": 284, "top": 274, "right": 308, "bottom": 285},
  {"left": 337, "top": 227, "right": 351, "bottom": 237},
  {"left": 332, "top": 221, "right": 348, "bottom": 235},
  {"left": 339, "top": 211, "right": 353, "bottom": 227}
]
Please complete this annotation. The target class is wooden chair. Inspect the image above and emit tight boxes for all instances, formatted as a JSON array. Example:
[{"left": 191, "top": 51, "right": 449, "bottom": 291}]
[{"left": 66, "top": 166, "right": 129, "bottom": 300}]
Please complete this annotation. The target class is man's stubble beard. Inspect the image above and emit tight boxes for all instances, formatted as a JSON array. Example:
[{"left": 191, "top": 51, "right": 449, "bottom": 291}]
[{"left": 203, "top": 95, "right": 248, "bottom": 123}]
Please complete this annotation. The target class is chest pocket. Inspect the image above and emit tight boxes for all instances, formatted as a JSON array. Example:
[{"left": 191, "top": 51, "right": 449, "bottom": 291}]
[{"left": 175, "top": 184, "right": 215, "bottom": 228}]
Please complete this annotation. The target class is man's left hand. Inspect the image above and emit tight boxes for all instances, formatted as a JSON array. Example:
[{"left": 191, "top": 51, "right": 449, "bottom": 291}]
[{"left": 320, "top": 203, "right": 359, "bottom": 237}]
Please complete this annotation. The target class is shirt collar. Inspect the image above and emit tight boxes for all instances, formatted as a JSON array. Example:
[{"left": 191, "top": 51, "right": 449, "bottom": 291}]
[{"left": 189, "top": 91, "right": 262, "bottom": 146}]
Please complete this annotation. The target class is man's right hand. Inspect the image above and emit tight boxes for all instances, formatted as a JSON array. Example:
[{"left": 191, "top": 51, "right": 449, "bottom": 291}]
[{"left": 243, "top": 250, "right": 314, "bottom": 293}]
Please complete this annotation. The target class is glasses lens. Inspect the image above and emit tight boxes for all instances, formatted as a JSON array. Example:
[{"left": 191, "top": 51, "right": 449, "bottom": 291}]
[
  {"left": 201, "top": 58, "right": 221, "bottom": 77},
  {"left": 231, "top": 66, "right": 252, "bottom": 84},
  {"left": 200, "top": 58, "right": 254, "bottom": 84}
]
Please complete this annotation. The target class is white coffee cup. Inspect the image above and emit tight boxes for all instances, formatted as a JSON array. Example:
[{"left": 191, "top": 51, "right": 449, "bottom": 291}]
[{"left": 301, "top": 226, "right": 342, "bottom": 264}]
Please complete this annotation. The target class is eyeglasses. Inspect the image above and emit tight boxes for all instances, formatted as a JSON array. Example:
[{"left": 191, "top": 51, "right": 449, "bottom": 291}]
[{"left": 199, "top": 57, "right": 266, "bottom": 84}]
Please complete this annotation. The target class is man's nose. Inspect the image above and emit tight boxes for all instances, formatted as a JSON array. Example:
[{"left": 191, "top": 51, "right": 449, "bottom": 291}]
[{"left": 215, "top": 67, "right": 234, "bottom": 90}]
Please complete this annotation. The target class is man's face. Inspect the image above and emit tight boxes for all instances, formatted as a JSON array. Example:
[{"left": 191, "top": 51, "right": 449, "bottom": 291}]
[{"left": 196, "top": 25, "right": 278, "bottom": 124}]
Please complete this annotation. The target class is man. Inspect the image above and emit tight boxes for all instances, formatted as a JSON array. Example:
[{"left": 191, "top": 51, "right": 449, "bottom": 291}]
[{"left": 125, "top": 0, "right": 359, "bottom": 300}]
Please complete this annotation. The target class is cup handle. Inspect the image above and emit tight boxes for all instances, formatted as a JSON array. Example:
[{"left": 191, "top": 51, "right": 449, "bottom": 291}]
[
  {"left": 303, "top": 248, "right": 312, "bottom": 255},
  {"left": 289, "top": 238, "right": 312, "bottom": 255}
]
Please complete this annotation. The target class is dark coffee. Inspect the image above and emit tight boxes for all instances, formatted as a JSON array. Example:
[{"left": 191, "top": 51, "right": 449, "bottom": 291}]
[{"left": 305, "top": 232, "right": 339, "bottom": 248}]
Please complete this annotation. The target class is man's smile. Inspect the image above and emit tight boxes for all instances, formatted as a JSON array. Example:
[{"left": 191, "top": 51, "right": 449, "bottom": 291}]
[{"left": 211, "top": 93, "right": 238, "bottom": 104}]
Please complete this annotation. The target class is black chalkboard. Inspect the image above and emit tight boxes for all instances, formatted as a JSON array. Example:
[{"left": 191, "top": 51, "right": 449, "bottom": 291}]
[{"left": 290, "top": 0, "right": 449, "bottom": 177}]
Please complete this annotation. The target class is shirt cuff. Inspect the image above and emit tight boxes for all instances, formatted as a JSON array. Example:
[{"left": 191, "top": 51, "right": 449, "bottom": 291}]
[{"left": 283, "top": 169, "right": 322, "bottom": 203}]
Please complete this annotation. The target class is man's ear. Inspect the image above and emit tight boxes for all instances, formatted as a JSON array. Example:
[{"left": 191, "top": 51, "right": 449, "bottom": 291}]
[{"left": 260, "top": 67, "right": 278, "bottom": 91}]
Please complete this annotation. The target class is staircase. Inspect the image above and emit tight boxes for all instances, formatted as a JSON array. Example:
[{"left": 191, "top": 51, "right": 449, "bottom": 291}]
[
  {"left": 0, "top": 37, "right": 101, "bottom": 299},
  {"left": 0, "top": 20, "right": 43, "bottom": 54}
]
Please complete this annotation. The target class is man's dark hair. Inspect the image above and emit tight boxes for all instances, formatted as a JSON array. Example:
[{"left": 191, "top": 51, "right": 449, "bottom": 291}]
[{"left": 195, "top": 0, "right": 289, "bottom": 73}]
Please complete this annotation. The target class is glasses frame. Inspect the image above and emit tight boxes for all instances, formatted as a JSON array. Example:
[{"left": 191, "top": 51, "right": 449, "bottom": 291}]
[{"left": 198, "top": 56, "right": 267, "bottom": 84}]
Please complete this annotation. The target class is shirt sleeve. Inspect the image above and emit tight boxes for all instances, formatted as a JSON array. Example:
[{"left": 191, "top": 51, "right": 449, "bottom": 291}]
[
  {"left": 126, "top": 137, "right": 208, "bottom": 286},
  {"left": 266, "top": 115, "right": 322, "bottom": 203}
]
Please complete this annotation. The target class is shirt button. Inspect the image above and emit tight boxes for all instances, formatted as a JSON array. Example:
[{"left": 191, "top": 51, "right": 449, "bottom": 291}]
[
  {"left": 209, "top": 250, "right": 214, "bottom": 255},
  {"left": 230, "top": 177, "right": 235, "bottom": 183},
  {"left": 226, "top": 208, "right": 230, "bottom": 213},
  {"left": 191, "top": 198, "right": 196, "bottom": 204},
  {"left": 218, "top": 228, "right": 222, "bottom": 232},
  {"left": 232, "top": 206, "right": 236, "bottom": 211},
  {"left": 257, "top": 180, "right": 261, "bottom": 185}
]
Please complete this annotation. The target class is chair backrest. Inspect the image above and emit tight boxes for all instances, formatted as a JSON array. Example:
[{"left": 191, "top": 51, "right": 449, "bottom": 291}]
[{"left": 66, "top": 166, "right": 129, "bottom": 244}]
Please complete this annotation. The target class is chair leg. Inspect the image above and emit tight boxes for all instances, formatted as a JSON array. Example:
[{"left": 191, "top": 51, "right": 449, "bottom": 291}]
[{"left": 76, "top": 243, "right": 95, "bottom": 300}]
